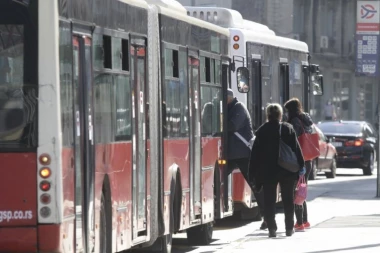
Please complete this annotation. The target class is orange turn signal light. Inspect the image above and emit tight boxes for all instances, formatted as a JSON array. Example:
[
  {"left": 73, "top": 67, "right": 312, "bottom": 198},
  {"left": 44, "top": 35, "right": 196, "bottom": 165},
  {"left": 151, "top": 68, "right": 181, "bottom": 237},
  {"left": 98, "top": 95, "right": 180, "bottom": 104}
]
[
  {"left": 40, "top": 168, "right": 51, "bottom": 179},
  {"left": 233, "top": 43, "right": 240, "bottom": 50},
  {"left": 218, "top": 159, "right": 227, "bottom": 165}
]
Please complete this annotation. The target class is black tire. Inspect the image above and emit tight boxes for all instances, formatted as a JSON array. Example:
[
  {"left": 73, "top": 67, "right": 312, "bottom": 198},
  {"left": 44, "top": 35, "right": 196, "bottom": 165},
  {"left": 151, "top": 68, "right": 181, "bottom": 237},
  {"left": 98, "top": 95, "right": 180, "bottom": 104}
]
[
  {"left": 100, "top": 191, "right": 112, "bottom": 253},
  {"left": 363, "top": 152, "right": 374, "bottom": 176},
  {"left": 309, "top": 160, "right": 318, "bottom": 180},
  {"left": 186, "top": 222, "right": 213, "bottom": 245},
  {"left": 239, "top": 206, "right": 261, "bottom": 221},
  {"left": 325, "top": 158, "right": 337, "bottom": 179}
]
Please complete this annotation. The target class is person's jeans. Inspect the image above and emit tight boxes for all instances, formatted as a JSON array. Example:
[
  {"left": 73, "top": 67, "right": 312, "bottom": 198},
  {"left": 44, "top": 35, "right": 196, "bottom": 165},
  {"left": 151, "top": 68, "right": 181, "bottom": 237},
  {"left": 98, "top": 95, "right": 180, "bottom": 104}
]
[
  {"left": 263, "top": 177, "right": 297, "bottom": 231},
  {"left": 295, "top": 160, "right": 312, "bottom": 225}
]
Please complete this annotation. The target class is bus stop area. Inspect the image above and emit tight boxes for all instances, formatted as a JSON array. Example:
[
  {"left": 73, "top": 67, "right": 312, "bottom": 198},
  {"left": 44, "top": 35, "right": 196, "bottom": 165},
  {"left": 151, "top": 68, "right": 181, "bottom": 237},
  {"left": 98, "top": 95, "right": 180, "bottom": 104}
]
[{"left": 173, "top": 168, "right": 380, "bottom": 253}]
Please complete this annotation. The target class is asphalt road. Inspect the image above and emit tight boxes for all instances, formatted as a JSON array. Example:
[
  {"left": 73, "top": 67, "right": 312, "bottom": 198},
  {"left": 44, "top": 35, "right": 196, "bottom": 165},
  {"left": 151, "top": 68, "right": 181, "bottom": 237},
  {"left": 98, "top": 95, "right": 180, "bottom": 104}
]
[{"left": 172, "top": 167, "right": 380, "bottom": 253}]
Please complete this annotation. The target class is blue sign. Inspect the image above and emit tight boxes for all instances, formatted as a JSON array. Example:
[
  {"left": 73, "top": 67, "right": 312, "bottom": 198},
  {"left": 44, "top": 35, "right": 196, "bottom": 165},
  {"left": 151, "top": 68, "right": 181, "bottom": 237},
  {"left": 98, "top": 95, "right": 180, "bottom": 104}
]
[{"left": 356, "top": 34, "right": 380, "bottom": 76}]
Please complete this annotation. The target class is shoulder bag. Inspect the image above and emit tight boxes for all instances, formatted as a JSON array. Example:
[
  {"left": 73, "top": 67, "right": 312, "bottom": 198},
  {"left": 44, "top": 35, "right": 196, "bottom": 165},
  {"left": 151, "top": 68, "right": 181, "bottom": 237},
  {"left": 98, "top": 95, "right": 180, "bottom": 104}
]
[
  {"left": 298, "top": 122, "right": 319, "bottom": 161},
  {"left": 278, "top": 123, "right": 301, "bottom": 173}
]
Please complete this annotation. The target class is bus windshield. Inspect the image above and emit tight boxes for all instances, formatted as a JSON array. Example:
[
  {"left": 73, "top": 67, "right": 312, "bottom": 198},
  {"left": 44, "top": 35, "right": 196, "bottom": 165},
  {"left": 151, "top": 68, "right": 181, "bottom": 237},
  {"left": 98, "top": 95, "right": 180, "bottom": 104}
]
[{"left": 0, "top": 2, "right": 38, "bottom": 149}]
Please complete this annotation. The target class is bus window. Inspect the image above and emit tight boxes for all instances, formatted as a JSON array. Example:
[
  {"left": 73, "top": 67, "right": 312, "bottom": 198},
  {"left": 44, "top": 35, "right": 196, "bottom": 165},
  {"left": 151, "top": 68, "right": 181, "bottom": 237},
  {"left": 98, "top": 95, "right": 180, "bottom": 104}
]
[{"left": 0, "top": 16, "right": 38, "bottom": 149}]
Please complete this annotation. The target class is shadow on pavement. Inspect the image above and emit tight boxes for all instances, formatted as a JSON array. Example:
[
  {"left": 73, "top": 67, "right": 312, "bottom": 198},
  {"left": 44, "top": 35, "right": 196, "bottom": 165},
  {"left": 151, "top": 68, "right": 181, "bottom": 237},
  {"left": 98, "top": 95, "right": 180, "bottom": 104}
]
[
  {"left": 172, "top": 238, "right": 225, "bottom": 253},
  {"left": 214, "top": 215, "right": 260, "bottom": 229},
  {"left": 304, "top": 243, "right": 380, "bottom": 253}
]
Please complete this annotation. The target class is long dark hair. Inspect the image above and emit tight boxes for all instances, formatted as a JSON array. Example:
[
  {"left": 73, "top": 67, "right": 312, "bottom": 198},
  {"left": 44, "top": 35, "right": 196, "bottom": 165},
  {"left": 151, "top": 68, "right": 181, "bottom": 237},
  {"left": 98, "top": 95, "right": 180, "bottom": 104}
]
[{"left": 284, "top": 98, "right": 303, "bottom": 120}]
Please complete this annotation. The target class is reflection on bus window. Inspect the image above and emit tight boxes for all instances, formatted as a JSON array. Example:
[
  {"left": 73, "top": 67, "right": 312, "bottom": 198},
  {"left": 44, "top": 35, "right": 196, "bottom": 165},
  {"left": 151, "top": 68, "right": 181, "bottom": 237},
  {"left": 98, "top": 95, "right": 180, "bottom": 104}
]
[{"left": 0, "top": 24, "right": 37, "bottom": 148}]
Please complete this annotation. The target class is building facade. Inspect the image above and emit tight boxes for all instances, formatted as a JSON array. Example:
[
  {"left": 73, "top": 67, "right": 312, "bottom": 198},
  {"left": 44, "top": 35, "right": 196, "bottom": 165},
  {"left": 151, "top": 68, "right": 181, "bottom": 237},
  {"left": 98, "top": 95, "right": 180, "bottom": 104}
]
[{"left": 179, "top": 0, "right": 380, "bottom": 124}]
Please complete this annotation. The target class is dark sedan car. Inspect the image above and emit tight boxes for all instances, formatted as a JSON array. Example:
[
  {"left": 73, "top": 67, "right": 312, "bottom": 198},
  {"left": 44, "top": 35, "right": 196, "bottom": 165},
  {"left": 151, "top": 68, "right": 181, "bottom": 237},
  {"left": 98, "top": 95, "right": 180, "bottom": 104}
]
[{"left": 317, "top": 121, "right": 377, "bottom": 175}]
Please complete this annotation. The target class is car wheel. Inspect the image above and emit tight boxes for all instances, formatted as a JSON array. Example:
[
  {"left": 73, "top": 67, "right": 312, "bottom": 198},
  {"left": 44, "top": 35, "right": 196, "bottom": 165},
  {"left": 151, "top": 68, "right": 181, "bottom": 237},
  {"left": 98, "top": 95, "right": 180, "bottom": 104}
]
[
  {"left": 309, "top": 160, "right": 317, "bottom": 180},
  {"left": 325, "top": 158, "right": 337, "bottom": 179},
  {"left": 363, "top": 152, "right": 374, "bottom": 176}
]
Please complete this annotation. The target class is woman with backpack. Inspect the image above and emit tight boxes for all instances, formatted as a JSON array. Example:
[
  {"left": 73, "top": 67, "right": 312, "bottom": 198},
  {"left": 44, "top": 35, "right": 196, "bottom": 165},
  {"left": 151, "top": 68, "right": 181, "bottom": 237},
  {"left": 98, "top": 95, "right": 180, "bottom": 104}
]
[{"left": 284, "top": 98, "right": 314, "bottom": 232}]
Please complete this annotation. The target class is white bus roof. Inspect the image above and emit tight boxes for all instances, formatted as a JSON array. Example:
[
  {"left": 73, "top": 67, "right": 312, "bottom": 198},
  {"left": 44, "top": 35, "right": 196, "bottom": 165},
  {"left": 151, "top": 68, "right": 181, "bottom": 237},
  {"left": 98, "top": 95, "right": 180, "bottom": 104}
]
[
  {"left": 145, "top": 0, "right": 229, "bottom": 36},
  {"left": 185, "top": 7, "right": 275, "bottom": 35},
  {"left": 238, "top": 29, "right": 309, "bottom": 53},
  {"left": 185, "top": 6, "right": 308, "bottom": 53}
]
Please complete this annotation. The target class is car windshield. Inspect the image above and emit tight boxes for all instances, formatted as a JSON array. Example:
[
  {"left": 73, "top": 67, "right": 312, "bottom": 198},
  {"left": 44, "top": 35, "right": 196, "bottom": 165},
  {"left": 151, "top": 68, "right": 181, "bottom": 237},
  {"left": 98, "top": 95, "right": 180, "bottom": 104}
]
[{"left": 318, "top": 122, "right": 362, "bottom": 135}]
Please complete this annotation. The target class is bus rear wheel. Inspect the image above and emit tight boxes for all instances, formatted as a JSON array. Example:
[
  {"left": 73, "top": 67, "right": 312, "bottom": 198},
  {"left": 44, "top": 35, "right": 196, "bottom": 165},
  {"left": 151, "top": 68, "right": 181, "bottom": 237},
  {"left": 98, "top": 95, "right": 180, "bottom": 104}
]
[
  {"left": 100, "top": 191, "right": 111, "bottom": 253},
  {"left": 186, "top": 222, "right": 213, "bottom": 245}
]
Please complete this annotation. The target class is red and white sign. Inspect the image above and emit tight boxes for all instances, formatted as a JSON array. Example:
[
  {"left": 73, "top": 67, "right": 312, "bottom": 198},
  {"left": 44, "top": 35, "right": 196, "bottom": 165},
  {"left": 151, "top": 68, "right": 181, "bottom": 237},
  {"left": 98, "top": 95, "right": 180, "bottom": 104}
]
[{"left": 357, "top": 1, "right": 380, "bottom": 34}]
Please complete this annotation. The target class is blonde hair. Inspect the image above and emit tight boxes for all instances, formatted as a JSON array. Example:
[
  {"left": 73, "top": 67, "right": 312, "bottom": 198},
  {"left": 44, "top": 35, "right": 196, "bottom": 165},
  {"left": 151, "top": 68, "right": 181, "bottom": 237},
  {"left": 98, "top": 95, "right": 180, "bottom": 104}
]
[{"left": 266, "top": 103, "right": 283, "bottom": 121}]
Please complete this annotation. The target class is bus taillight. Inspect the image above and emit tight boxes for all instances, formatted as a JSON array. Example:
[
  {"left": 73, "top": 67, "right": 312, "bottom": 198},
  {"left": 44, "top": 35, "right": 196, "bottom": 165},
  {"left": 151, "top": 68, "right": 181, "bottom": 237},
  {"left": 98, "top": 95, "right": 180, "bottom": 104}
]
[
  {"left": 40, "top": 207, "right": 51, "bottom": 218},
  {"left": 40, "top": 167, "right": 51, "bottom": 178},
  {"left": 40, "top": 181, "right": 51, "bottom": 191},
  {"left": 39, "top": 154, "right": 51, "bottom": 165},
  {"left": 40, "top": 194, "right": 51, "bottom": 204}
]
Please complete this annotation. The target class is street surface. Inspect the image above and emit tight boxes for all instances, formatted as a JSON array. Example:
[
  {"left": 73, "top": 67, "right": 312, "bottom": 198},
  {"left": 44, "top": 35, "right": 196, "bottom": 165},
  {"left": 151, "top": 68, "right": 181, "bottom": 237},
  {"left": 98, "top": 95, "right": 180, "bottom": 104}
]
[{"left": 172, "top": 168, "right": 380, "bottom": 253}]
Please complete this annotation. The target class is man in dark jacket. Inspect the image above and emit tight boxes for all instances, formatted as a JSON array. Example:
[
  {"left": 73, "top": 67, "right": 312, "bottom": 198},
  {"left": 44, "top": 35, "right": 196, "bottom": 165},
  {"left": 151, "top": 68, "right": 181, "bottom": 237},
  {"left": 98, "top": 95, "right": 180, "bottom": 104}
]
[
  {"left": 226, "top": 89, "right": 268, "bottom": 221},
  {"left": 226, "top": 89, "right": 254, "bottom": 179}
]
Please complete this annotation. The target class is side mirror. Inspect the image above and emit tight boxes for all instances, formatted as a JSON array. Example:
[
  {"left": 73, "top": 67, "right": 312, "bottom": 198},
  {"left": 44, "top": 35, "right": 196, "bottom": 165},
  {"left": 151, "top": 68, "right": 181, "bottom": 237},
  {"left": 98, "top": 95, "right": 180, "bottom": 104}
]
[
  {"left": 312, "top": 74, "right": 324, "bottom": 96},
  {"left": 236, "top": 67, "right": 250, "bottom": 93}
]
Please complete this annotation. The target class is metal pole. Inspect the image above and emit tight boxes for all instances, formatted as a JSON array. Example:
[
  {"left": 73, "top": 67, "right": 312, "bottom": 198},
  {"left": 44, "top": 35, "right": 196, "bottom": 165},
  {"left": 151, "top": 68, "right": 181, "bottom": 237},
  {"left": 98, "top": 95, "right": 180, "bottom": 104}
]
[
  {"left": 378, "top": 0, "right": 380, "bottom": 198},
  {"left": 377, "top": 86, "right": 380, "bottom": 197}
]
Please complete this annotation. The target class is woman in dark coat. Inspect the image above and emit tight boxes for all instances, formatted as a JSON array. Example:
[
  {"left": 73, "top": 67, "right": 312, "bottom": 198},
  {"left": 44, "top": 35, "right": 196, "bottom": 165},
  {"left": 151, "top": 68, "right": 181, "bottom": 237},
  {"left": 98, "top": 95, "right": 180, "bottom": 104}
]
[
  {"left": 284, "top": 98, "right": 314, "bottom": 232},
  {"left": 249, "top": 103, "right": 305, "bottom": 238}
]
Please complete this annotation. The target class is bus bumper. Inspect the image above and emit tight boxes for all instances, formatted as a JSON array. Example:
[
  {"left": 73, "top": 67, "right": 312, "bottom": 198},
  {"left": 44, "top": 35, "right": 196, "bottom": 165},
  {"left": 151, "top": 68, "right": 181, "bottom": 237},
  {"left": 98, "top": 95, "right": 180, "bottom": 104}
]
[
  {"left": 0, "top": 225, "right": 61, "bottom": 253},
  {"left": 0, "top": 227, "right": 37, "bottom": 252}
]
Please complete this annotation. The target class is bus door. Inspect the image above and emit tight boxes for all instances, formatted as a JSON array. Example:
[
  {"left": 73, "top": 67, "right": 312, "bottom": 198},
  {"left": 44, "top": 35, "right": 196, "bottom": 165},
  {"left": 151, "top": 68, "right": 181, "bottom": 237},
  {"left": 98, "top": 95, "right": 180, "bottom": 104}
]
[
  {"left": 188, "top": 51, "right": 202, "bottom": 222},
  {"left": 130, "top": 38, "right": 148, "bottom": 238},
  {"left": 302, "top": 62, "right": 310, "bottom": 112},
  {"left": 221, "top": 60, "right": 233, "bottom": 214},
  {"left": 250, "top": 55, "right": 263, "bottom": 129},
  {"left": 279, "top": 58, "right": 290, "bottom": 106},
  {"left": 72, "top": 34, "right": 95, "bottom": 253}
]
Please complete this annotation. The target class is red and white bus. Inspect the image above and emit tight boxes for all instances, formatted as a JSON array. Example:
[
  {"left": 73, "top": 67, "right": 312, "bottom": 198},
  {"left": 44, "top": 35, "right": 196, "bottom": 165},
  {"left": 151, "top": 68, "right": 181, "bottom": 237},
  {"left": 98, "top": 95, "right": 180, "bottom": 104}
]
[
  {"left": 186, "top": 7, "right": 324, "bottom": 220},
  {"left": 0, "top": 0, "right": 234, "bottom": 252}
]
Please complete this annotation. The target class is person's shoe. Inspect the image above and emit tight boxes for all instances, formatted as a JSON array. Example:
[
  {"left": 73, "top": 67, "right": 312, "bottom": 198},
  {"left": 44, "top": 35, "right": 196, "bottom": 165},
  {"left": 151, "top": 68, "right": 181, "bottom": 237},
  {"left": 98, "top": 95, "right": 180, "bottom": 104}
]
[
  {"left": 286, "top": 229, "right": 295, "bottom": 237},
  {"left": 303, "top": 221, "right": 311, "bottom": 229},
  {"left": 260, "top": 221, "right": 268, "bottom": 230},
  {"left": 268, "top": 229, "right": 277, "bottom": 238},
  {"left": 294, "top": 223, "right": 305, "bottom": 232}
]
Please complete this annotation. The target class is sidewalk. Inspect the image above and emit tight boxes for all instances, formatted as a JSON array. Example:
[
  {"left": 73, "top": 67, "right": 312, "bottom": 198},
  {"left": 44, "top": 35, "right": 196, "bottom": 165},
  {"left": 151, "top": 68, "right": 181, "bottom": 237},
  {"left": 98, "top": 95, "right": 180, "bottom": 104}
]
[
  {"left": 215, "top": 174, "right": 380, "bottom": 253},
  {"left": 216, "top": 215, "right": 380, "bottom": 253}
]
